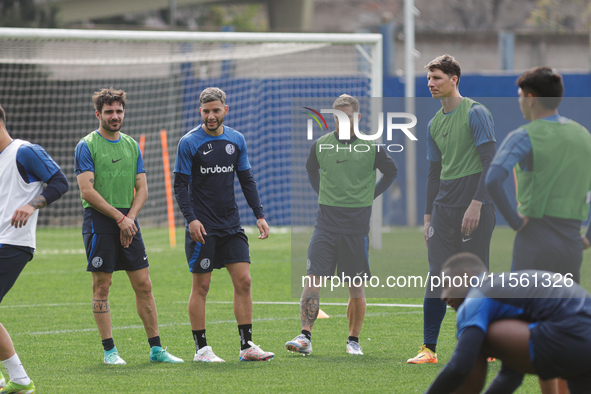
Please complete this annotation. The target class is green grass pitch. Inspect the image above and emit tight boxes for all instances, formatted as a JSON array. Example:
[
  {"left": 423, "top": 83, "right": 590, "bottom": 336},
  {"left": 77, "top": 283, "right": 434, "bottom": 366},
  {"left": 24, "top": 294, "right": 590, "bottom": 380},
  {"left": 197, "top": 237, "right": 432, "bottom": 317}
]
[{"left": 2, "top": 226, "right": 589, "bottom": 393}]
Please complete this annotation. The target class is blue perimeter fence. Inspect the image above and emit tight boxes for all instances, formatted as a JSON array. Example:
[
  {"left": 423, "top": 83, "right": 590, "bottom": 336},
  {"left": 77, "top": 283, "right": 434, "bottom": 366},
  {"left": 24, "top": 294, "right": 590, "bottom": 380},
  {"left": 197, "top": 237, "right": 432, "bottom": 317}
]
[{"left": 231, "top": 72, "right": 591, "bottom": 228}]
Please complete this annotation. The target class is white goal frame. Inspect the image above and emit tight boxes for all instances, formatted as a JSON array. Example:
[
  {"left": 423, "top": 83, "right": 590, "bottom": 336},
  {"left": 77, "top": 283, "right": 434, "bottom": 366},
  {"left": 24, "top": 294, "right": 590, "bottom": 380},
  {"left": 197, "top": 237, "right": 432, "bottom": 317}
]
[{"left": 0, "top": 27, "right": 384, "bottom": 248}]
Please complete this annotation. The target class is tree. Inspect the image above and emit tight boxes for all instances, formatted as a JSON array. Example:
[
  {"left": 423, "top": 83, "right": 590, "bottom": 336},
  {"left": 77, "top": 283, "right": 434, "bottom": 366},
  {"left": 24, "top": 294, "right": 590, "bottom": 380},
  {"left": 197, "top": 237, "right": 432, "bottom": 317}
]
[{"left": 527, "top": 0, "right": 590, "bottom": 31}]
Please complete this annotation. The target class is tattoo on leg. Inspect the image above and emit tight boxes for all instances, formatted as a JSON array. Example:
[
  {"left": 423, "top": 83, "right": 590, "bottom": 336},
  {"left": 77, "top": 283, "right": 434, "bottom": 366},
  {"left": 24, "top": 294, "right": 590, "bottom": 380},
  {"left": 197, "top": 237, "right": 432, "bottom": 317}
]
[
  {"left": 300, "top": 297, "right": 319, "bottom": 328},
  {"left": 27, "top": 195, "right": 47, "bottom": 209},
  {"left": 93, "top": 299, "right": 110, "bottom": 314}
]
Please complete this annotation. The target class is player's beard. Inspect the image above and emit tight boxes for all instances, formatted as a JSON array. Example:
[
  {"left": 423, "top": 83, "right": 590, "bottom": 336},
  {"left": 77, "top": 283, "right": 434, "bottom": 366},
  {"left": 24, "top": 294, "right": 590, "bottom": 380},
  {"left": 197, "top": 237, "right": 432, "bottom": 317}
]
[
  {"left": 204, "top": 116, "right": 224, "bottom": 132},
  {"left": 101, "top": 117, "right": 122, "bottom": 133}
]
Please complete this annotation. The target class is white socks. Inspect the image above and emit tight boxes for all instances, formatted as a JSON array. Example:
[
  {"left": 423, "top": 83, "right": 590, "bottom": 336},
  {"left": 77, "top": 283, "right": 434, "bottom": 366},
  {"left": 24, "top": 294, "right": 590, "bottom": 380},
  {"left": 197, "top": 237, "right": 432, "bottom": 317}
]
[{"left": 1, "top": 353, "right": 31, "bottom": 386}]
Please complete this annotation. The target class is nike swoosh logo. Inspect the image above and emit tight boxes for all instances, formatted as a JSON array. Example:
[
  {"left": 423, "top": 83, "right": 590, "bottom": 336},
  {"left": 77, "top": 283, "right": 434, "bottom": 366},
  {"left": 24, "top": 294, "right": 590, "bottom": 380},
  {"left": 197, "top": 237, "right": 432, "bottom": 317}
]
[
  {"left": 356, "top": 272, "right": 364, "bottom": 276},
  {"left": 443, "top": 133, "right": 449, "bottom": 138},
  {"left": 144, "top": 256, "right": 148, "bottom": 260},
  {"left": 462, "top": 237, "right": 472, "bottom": 242},
  {"left": 336, "top": 159, "right": 349, "bottom": 164},
  {"left": 204, "top": 149, "right": 213, "bottom": 155},
  {"left": 112, "top": 158, "right": 123, "bottom": 163}
]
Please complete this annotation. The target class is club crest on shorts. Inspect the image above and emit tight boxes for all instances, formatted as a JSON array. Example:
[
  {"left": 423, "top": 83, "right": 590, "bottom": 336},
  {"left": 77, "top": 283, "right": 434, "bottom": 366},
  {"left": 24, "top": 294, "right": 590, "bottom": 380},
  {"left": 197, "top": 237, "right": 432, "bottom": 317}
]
[
  {"left": 225, "top": 144, "right": 235, "bottom": 155},
  {"left": 200, "top": 258, "right": 211, "bottom": 269},
  {"left": 307, "top": 259, "right": 311, "bottom": 270},
  {"left": 428, "top": 226, "right": 434, "bottom": 238},
  {"left": 92, "top": 256, "right": 103, "bottom": 268}
]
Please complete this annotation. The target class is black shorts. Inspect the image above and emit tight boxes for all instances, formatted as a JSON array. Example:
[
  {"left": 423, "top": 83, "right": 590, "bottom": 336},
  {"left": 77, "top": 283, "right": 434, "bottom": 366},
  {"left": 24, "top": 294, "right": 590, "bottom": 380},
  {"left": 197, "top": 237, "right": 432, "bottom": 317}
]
[
  {"left": 512, "top": 217, "right": 583, "bottom": 283},
  {"left": 530, "top": 313, "right": 591, "bottom": 392},
  {"left": 185, "top": 230, "right": 250, "bottom": 273},
  {"left": 428, "top": 203, "right": 496, "bottom": 273},
  {"left": 426, "top": 204, "right": 495, "bottom": 297},
  {"left": 83, "top": 232, "right": 149, "bottom": 273},
  {"left": 0, "top": 245, "right": 33, "bottom": 303},
  {"left": 307, "top": 228, "right": 370, "bottom": 278}
]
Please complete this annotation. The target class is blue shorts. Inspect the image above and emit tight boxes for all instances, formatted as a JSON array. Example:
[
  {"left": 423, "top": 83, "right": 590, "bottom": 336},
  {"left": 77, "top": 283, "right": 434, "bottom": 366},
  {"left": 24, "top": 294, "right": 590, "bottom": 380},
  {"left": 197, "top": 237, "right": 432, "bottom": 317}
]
[
  {"left": 307, "top": 228, "right": 370, "bottom": 278},
  {"left": 0, "top": 244, "right": 33, "bottom": 303},
  {"left": 530, "top": 313, "right": 591, "bottom": 391},
  {"left": 83, "top": 232, "right": 149, "bottom": 273},
  {"left": 185, "top": 230, "right": 250, "bottom": 273}
]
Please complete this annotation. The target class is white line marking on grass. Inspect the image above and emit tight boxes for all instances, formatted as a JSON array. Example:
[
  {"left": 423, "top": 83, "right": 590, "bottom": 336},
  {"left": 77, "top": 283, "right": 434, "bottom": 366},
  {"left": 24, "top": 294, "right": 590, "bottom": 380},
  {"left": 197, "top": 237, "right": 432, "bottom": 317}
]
[
  {"left": 14, "top": 311, "right": 420, "bottom": 336},
  {"left": 205, "top": 301, "right": 424, "bottom": 308},
  {"left": 2, "top": 301, "right": 424, "bottom": 311},
  {"left": 37, "top": 249, "right": 86, "bottom": 255},
  {"left": 0, "top": 302, "right": 87, "bottom": 309}
]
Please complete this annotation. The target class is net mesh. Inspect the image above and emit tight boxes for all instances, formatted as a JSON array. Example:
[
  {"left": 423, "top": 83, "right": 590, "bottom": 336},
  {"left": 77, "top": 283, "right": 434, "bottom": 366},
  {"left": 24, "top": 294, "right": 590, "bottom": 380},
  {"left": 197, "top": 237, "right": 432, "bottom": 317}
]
[{"left": 0, "top": 32, "right": 376, "bottom": 235}]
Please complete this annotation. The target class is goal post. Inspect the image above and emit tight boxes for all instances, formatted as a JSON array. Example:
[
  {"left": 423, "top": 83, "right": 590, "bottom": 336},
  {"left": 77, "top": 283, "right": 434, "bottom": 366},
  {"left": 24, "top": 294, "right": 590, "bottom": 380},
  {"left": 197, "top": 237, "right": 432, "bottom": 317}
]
[{"left": 0, "top": 27, "right": 383, "bottom": 248}]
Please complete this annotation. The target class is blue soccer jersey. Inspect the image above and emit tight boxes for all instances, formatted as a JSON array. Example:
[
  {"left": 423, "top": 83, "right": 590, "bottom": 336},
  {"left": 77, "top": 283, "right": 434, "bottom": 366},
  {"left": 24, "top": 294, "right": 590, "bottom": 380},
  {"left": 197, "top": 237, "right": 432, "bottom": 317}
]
[
  {"left": 174, "top": 124, "right": 257, "bottom": 233},
  {"left": 457, "top": 270, "right": 591, "bottom": 338}
]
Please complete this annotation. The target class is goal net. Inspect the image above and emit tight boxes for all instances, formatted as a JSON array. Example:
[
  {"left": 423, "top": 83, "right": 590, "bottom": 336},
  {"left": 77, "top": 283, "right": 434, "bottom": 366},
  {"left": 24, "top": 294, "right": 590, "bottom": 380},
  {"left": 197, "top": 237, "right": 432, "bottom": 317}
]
[{"left": 0, "top": 28, "right": 382, "bottom": 248}]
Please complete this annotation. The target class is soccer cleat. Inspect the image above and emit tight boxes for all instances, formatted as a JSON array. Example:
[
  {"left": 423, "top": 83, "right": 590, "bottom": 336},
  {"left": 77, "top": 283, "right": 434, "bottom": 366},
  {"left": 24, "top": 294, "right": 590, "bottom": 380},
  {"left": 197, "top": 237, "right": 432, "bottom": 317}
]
[
  {"left": 0, "top": 381, "right": 35, "bottom": 394},
  {"left": 285, "top": 334, "right": 312, "bottom": 355},
  {"left": 407, "top": 344, "right": 438, "bottom": 364},
  {"left": 239, "top": 341, "right": 274, "bottom": 361},
  {"left": 0, "top": 372, "right": 5, "bottom": 389},
  {"left": 149, "top": 346, "right": 184, "bottom": 363},
  {"left": 193, "top": 346, "right": 225, "bottom": 362},
  {"left": 346, "top": 340, "right": 363, "bottom": 355},
  {"left": 104, "top": 347, "right": 126, "bottom": 365}
]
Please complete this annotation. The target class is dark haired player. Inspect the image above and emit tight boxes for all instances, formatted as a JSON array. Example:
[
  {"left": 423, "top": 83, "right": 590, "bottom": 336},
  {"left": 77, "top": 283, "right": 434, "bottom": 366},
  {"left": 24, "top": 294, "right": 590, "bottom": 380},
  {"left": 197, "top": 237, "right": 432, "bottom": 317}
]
[
  {"left": 174, "top": 87, "right": 274, "bottom": 362},
  {"left": 425, "top": 252, "right": 591, "bottom": 394},
  {"left": 486, "top": 66, "right": 591, "bottom": 394},
  {"left": 75, "top": 88, "right": 183, "bottom": 365},
  {"left": 487, "top": 66, "right": 591, "bottom": 281},
  {"left": 408, "top": 54, "right": 497, "bottom": 364}
]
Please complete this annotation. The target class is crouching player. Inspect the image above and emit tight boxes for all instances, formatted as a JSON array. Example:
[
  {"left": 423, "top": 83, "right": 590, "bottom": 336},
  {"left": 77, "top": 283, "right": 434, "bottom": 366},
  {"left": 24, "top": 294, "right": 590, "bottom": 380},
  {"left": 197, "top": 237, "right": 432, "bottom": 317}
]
[{"left": 425, "top": 252, "right": 591, "bottom": 394}]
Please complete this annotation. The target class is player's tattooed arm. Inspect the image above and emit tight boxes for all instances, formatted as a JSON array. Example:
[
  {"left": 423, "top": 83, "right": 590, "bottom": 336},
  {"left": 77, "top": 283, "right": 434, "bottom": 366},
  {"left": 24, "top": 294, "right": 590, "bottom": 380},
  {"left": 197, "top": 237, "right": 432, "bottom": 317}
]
[
  {"left": 92, "top": 299, "right": 110, "bottom": 314},
  {"left": 11, "top": 195, "right": 47, "bottom": 227},
  {"left": 300, "top": 289, "right": 320, "bottom": 329},
  {"left": 27, "top": 195, "right": 47, "bottom": 209}
]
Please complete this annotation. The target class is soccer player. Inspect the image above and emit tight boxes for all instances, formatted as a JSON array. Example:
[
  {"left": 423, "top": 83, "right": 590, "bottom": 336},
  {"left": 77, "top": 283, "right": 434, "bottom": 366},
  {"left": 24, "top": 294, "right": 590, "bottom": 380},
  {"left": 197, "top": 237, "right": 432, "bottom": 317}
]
[
  {"left": 0, "top": 104, "right": 69, "bottom": 394},
  {"left": 425, "top": 252, "right": 591, "bottom": 394},
  {"left": 285, "top": 94, "right": 398, "bottom": 356},
  {"left": 75, "top": 88, "right": 183, "bottom": 365},
  {"left": 173, "top": 87, "right": 274, "bottom": 362},
  {"left": 408, "top": 54, "right": 497, "bottom": 364},
  {"left": 486, "top": 66, "right": 591, "bottom": 281},
  {"left": 486, "top": 66, "right": 591, "bottom": 394}
]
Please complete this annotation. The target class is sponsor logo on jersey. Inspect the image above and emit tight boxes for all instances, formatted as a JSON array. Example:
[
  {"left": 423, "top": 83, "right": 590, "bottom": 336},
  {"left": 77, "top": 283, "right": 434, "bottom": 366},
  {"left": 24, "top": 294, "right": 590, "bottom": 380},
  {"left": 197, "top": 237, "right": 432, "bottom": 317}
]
[
  {"left": 92, "top": 256, "right": 103, "bottom": 268},
  {"left": 225, "top": 144, "right": 235, "bottom": 155},
  {"left": 200, "top": 258, "right": 211, "bottom": 269},
  {"left": 200, "top": 164, "right": 234, "bottom": 174}
]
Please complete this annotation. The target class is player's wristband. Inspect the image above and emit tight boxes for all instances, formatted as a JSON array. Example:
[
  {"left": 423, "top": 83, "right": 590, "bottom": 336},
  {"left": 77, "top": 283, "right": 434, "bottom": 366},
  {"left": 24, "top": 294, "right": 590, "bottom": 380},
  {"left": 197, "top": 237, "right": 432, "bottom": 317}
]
[{"left": 117, "top": 215, "right": 126, "bottom": 225}]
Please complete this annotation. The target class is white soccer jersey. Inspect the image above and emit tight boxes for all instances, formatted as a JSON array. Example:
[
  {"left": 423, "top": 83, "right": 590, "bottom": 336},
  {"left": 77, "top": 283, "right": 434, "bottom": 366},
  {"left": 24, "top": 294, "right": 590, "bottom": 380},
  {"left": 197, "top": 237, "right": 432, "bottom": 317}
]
[{"left": 0, "top": 139, "right": 43, "bottom": 249}]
